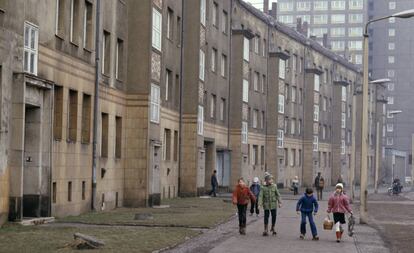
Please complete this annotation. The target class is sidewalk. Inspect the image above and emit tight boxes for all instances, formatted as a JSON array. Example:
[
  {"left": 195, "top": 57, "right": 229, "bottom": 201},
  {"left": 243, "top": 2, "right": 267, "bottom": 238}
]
[{"left": 166, "top": 199, "right": 389, "bottom": 253}]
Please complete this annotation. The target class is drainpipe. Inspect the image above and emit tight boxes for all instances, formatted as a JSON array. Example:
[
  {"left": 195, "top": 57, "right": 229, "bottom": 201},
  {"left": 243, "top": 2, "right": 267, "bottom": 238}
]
[
  {"left": 301, "top": 44, "right": 306, "bottom": 185},
  {"left": 178, "top": 0, "right": 185, "bottom": 195},
  {"left": 91, "top": 0, "right": 101, "bottom": 211},
  {"left": 49, "top": 84, "right": 55, "bottom": 217},
  {"left": 264, "top": 22, "right": 269, "bottom": 172},
  {"left": 227, "top": 0, "right": 233, "bottom": 166}
]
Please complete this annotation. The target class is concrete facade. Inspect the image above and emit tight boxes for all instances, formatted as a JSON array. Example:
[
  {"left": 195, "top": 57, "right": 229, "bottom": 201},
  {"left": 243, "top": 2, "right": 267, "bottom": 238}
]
[{"left": 0, "top": 0, "right": 367, "bottom": 226}]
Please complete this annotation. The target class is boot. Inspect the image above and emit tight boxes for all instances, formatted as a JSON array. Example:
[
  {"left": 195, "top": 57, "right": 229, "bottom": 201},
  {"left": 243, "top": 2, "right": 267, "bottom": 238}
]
[
  {"left": 336, "top": 231, "right": 341, "bottom": 243},
  {"left": 239, "top": 226, "right": 243, "bottom": 235},
  {"left": 241, "top": 225, "right": 246, "bottom": 235},
  {"left": 271, "top": 226, "right": 277, "bottom": 235},
  {"left": 263, "top": 224, "right": 269, "bottom": 236}
]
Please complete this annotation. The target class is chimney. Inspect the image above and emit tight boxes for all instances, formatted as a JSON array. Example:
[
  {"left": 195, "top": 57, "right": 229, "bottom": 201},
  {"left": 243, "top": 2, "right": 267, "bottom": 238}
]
[
  {"left": 270, "top": 2, "right": 277, "bottom": 19},
  {"left": 302, "top": 21, "right": 309, "bottom": 37},
  {"left": 323, "top": 33, "right": 329, "bottom": 48},
  {"left": 263, "top": 0, "right": 269, "bottom": 14},
  {"left": 296, "top": 17, "right": 302, "bottom": 33}
]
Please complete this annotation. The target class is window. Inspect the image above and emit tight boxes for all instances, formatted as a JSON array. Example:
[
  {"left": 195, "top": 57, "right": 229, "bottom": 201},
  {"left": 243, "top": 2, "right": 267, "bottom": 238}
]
[
  {"left": 354, "top": 54, "right": 362, "bottom": 64},
  {"left": 221, "top": 54, "right": 227, "bottom": 77},
  {"left": 291, "top": 87, "right": 297, "bottom": 103},
  {"left": 211, "top": 48, "right": 217, "bottom": 72},
  {"left": 69, "top": 0, "right": 81, "bottom": 44},
  {"left": 150, "top": 84, "right": 160, "bottom": 123},
  {"left": 349, "top": 14, "right": 363, "bottom": 23},
  {"left": 220, "top": 98, "right": 225, "bottom": 121},
  {"left": 252, "top": 109, "right": 258, "bottom": 128},
  {"left": 347, "top": 130, "right": 351, "bottom": 143},
  {"left": 176, "top": 16, "right": 182, "bottom": 46},
  {"left": 291, "top": 119, "right": 296, "bottom": 135},
  {"left": 198, "top": 105, "right": 204, "bottom": 135},
  {"left": 115, "top": 116, "right": 122, "bottom": 158},
  {"left": 24, "top": 22, "right": 38, "bottom": 75},
  {"left": 165, "top": 69, "right": 172, "bottom": 101},
  {"left": 389, "top": 2, "right": 396, "bottom": 10},
  {"left": 222, "top": 11, "right": 228, "bottom": 34},
  {"left": 261, "top": 75, "right": 266, "bottom": 93},
  {"left": 243, "top": 37, "right": 250, "bottom": 61},
  {"left": 279, "top": 59, "right": 286, "bottom": 79},
  {"left": 298, "top": 120, "right": 302, "bottom": 135},
  {"left": 313, "top": 15, "right": 328, "bottom": 24},
  {"left": 101, "top": 112, "right": 108, "bottom": 157},
  {"left": 279, "top": 15, "right": 294, "bottom": 24},
  {"left": 342, "top": 86, "right": 347, "bottom": 101},
  {"left": 152, "top": 8, "right": 162, "bottom": 51},
  {"left": 167, "top": 8, "right": 173, "bottom": 39},
  {"left": 388, "top": 42, "right": 395, "bottom": 50},
  {"left": 115, "top": 38, "right": 124, "bottom": 80},
  {"left": 278, "top": 95, "right": 285, "bottom": 113},
  {"left": 314, "top": 105, "right": 319, "bottom": 122},
  {"left": 331, "top": 27, "right": 345, "bottom": 37},
  {"left": 277, "top": 130, "right": 284, "bottom": 148},
  {"left": 388, "top": 70, "right": 395, "bottom": 78},
  {"left": 261, "top": 146, "right": 265, "bottom": 165},
  {"left": 83, "top": 0, "right": 93, "bottom": 49},
  {"left": 242, "top": 121, "right": 248, "bottom": 144},
  {"left": 298, "top": 150, "right": 302, "bottom": 166},
  {"left": 212, "top": 2, "right": 218, "bottom": 27},
  {"left": 348, "top": 41, "right": 362, "bottom": 51},
  {"left": 314, "top": 74, "right": 320, "bottom": 91},
  {"left": 285, "top": 84, "right": 289, "bottom": 101},
  {"left": 102, "top": 30, "right": 110, "bottom": 75},
  {"left": 387, "top": 110, "right": 395, "bottom": 119},
  {"left": 262, "top": 39, "right": 266, "bottom": 57},
  {"left": 163, "top": 129, "right": 171, "bottom": 160},
  {"left": 252, "top": 145, "right": 258, "bottom": 165},
  {"left": 388, "top": 56, "right": 395, "bottom": 64},
  {"left": 297, "top": 1, "right": 311, "bottom": 11},
  {"left": 279, "top": 2, "right": 293, "bottom": 11},
  {"left": 82, "top": 181, "right": 86, "bottom": 200},
  {"left": 284, "top": 117, "right": 289, "bottom": 133},
  {"left": 312, "top": 28, "right": 328, "bottom": 38},
  {"left": 68, "top": 90, "right": 78, "bottom": 142},
  {"left": 322, "top": 97, "right": 327, "bottom": 111},
  {"left": 349, "top": 0, "right": 363, "bottom": 9},
  {"left": 174, "top": 130, "right": 179, "bottom": 161},
  {"left": 331, "top": 14, "right": 345, "bottom": 24},
  {"left": 210, "top": 94, "right": 216, "bottom": 118},
  {"left": 81, "top": 93, "right": 91, "bottom": 143},
  {"left": 387, "top": 124, "right": 394, "bottom": 132},
  {"left": 254, "top": 36, "right": 260, "bottom": 54},
  {"left": 322, "top": 125, "right": 326, "bottom": 139},
  {"left": 388, "top": 83, "right": 394, "bottom": 91},
  {"left": 331, "top": 1, "right": 346, "bottom": 10},
  {"left": 253, "top": 72, "right": 259, "bottom": 91},
  {"left": 200, "top": 0, "right": 206, "bottom": 25},
  {"left": 314, "top": 1, "right": 328, "bottom": 10},
  {"left": 389, "top": 17, "right": 395, "bottom": 23},
  {"left": 199, "top": 50, "right": 205, "bottom": 81},
  {"left": 349, "top": 27, "right": 363, "bottom": 37},
  {"left": 387, "top": 137, "right": 393, "bottom": 146},
  {"left": 297, "top": 15, "right": 311, "bottom": 23},
  {"left": 313, "top": 136, "right": 319, "bottom": 151},
  {"left": 341, "top": 140, "right": 346, "bottom": 154},
  {"left": 261, "top": 111, "right": 265, "bottom": 129},
  {"left": 290, "top": 149, "right": 296, "bottom": 167},
  {"left": 341, "top": 113, "right": 346, "bottom": 128},
  {"left": 54, "top": 86, "right": 64, "bottom": 140},
  {"left": 348, "top": 105, "right": 352, "bottom": 118},
  {"left": 56, "top": 0, "right": 65, "bottom": 35},
  {"left": 242, "top": 79, "right": 249, "bottom": 103},
  {"left": 331, "top": 41, "right": 345, "bottom": 51},
  {"left": 388, "top": 28, "right": 395, "bottom": 37},
  {"left": 298, "top": 88, "right": 303, "bottom": 104},
  {"left": 68, "top": 181, "right": 72, "bottom": 202}
]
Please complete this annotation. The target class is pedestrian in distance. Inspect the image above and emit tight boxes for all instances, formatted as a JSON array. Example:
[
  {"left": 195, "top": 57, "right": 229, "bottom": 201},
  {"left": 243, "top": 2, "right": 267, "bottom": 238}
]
[
  {"left": 296, "top": 188, "right": 319, "bottom": 240},
  {"left": 250, "top": 177, "right": 261, "bottom": 217},
  {"left": 209, "top": 170, "right": 219, "bottom": 197},
  {"left": 291, "top": 176, "right": 299, "bottom": 195},
  {"left": 314, "top": 172, "right": 325, "bottom": 201},
  {"left": 327, "top": 183, "right": 353, "bottom": 243},
  {"left": 259, "top": 174, "right": 282, "bottom": 236},
  {"left": 232, "top": 177, "right": 256, "bottom": 235}
]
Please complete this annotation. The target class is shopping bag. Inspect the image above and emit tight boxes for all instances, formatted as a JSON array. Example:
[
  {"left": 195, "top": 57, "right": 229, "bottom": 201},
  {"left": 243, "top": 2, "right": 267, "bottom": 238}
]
[{"left": 323, "top": 215, "right": 334, "bottom": 230}]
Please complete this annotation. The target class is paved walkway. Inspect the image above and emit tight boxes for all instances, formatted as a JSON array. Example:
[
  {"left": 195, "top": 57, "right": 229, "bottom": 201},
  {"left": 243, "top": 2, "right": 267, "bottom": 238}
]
[{"left": 165, "top": 198, "right": 389, "bottom": 253}]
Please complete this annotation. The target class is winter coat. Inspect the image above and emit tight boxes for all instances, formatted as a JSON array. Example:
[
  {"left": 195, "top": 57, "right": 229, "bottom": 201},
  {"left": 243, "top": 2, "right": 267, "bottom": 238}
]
[
  {"left": 211, "top": 174, "right": 218, "bottom": 187},
  {"left": 327, "top": 192, "right": 352, "bottom": 214},
  {"left": 296, "top": 194, "right": 319, "bottom": 213},
  {"left": 232, "top": 185, "right": 256, "bottom": 205},
  {"left": 258, "top": 183, "right": 281, "bottom": 210},
  {"left": 314, "top": 176, "right": 325, "bottom": 189},
  {"left": 250, "top": 183, "right": 261, "bottom": 198}
]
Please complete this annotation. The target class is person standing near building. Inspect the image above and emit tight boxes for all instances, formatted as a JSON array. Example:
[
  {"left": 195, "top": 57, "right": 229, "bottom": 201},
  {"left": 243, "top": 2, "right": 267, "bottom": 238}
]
[
  {"left": 327, "top": 183, "right": 353, "bottom": 243},
  {"left": 292, "top": 176, "right": 299, "bottom": 195},
  {"left": 209, "top": 170, "right": 219, "bottom": 197},
  {"left": 314, "top": 172, "right": 325, "bottom": 200},
  {"left": 296, "top": 188, "right": 319, "bottom": 240},
  {"left": 259, "top": 174, "right": 282, "bottom": 236},
  {"left": 232, "top": 178, "right": 256, "bottom": 235},
  {"left": 249, "top": 177, "right": 261, "bottom": 217}
]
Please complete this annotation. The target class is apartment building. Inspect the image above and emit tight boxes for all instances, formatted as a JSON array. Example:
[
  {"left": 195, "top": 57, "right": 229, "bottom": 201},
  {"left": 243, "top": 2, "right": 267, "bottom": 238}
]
[
  {"left": 0, "top": 0, "right": 366, "bottom": 226},
  {"left": 277, "top": 0, "right": 367, "bottom": 66}
]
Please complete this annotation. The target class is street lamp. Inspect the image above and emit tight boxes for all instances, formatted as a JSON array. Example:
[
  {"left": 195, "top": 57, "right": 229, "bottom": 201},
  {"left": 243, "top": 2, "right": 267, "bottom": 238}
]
[{"left": 360, "top": 9, "right": 414, "bottom": 224}]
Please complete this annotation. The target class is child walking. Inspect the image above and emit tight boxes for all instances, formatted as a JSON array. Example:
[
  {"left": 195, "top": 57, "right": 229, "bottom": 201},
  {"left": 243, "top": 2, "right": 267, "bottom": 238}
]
[
  {"left": 296, "top": 188, "right": 319, "bottom": 240},
  {"left": 232, "top": 178, "right": 256, "bottom": 235},
  {"left": 259, "top": 174, "right": 282, "bottom": 236},
  {"left": 250, "top": 177, "right": 261, "bottom": 217},
  {"left": 327, "top": 183, "right": 353, "bottom": 243}
]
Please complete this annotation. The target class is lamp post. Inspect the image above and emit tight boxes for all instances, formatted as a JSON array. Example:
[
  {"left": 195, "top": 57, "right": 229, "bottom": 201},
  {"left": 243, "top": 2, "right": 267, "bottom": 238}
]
[{"left": 360, "top": 9, "right": 414, "bottom": 224}]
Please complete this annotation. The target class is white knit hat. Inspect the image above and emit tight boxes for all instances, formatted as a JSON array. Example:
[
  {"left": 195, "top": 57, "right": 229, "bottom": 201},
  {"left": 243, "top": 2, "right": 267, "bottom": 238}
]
[
  {"left": 336, "top": 183, "right": 344, "bottom": 189},
  {"left": 253, "top": 177, "right": 259, "bottom": 183}
]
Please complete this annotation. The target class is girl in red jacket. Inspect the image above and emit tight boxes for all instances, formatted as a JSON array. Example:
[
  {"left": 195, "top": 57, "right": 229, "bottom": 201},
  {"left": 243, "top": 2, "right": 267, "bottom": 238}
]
[
  {"left": 232, "top": 178, "right": 256, "bottom": 235},
  {"left": 327, "top": 183, "right": 353, "bottom": 242}
]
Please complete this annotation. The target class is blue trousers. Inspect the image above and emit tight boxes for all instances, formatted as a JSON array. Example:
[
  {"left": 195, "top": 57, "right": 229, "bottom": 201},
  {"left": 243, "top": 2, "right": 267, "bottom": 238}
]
[{"left": 301, "top": 212, "right": 317, "bottom": 236}]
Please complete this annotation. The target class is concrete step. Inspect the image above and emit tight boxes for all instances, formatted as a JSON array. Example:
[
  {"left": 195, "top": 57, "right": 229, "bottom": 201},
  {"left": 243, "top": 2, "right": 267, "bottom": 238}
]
[{"left": 20, "top": 217, "right": 55, "bottom": 226}]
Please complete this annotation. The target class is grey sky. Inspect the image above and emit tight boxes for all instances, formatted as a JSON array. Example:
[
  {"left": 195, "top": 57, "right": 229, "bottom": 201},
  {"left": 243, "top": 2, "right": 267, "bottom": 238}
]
[{"left": 244, "top": 0, "right": 277, "bottom": 11}]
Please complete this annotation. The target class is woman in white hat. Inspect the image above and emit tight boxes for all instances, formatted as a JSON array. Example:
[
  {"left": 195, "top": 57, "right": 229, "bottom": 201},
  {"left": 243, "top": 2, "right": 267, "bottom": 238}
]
[
  {"left": 327, "top": 183, "right": 353, "bottom": 243},
  {"left": 249, "top": 177, "right": 261, "bottom": 217}
]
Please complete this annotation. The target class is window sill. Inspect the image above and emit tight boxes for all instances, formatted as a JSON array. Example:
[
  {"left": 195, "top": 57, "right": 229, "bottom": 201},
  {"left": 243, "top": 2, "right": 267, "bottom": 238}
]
[
  {"left": 81, "top": 141, "right": 90, "bottom": 145},
  {"left": 83, "top": 47, "right": 93, "bottom": 53},
  {"left": 70, "top": 41, "right": 79, "bottom": 48},
  {"left": 55, "top": 34, "right": 64, "bottom": 41},
  {"left": 66, "top": 139, "right": 76, "bottom": 144}
]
